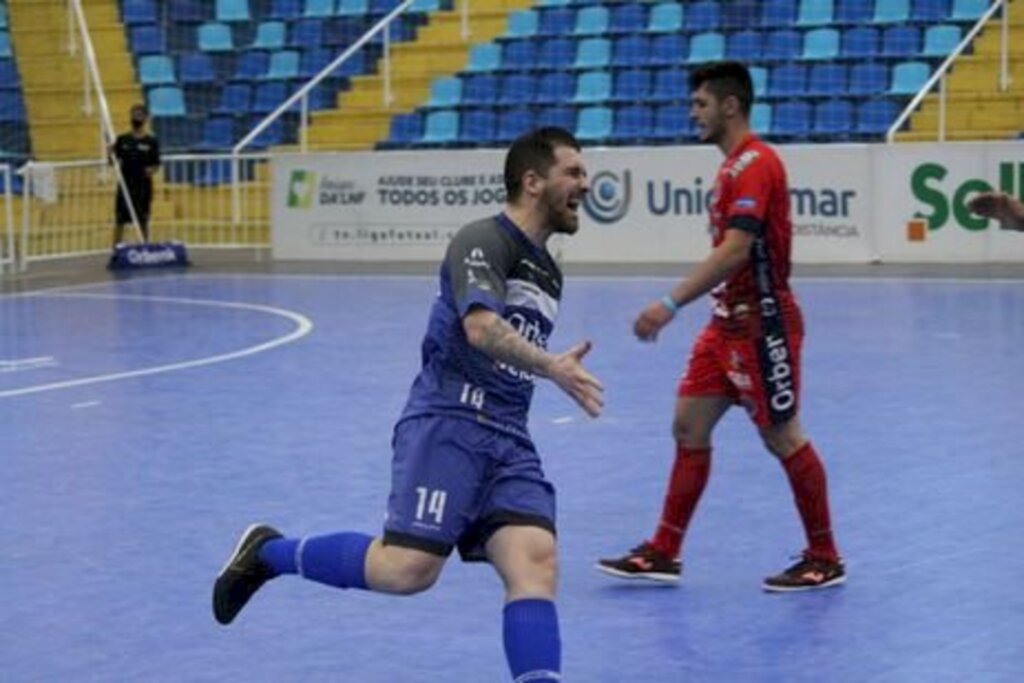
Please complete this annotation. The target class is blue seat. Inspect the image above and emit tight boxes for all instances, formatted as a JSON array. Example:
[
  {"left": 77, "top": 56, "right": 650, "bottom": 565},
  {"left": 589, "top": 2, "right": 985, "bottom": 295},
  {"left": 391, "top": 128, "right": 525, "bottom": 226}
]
[
  {"left": 772, "top": 101, "right": 811, "bottom": 138},
  {"left": 336, "top": 0, "right": 368, "bottom": 16},
  {"left": 769, "top": 64, "right": 807, "bottom": 96},
  {"left": 421, "top": 110, "right": 459, "bottom": 144},
  {"left": 650, "top": 67, "right": 689, "bottom": 102},
  {"left": 574, "top": 6, "right": 609, "bottom": 36},
  {"left": 536, "top": 106, "right": 575, "bottom": 131},
  {"left": 842, "top": 26, "right": 880, "bottom": 58},
  {"left": 835, "top": 0, "right": 873, "bottom": 23},
  {"left": 169, "top": 0, "right": 206, "bottom": 22},
  {"left": 298, "top": 48, "right": 331, "bottom": 77},
  {"left": 848, "top": 63, "right": 889, "bottom": 95},
  {"left": 0, "top": 5, "right": 8, "bottom": 30},
  {"left": 465, "top": 43, "right": 502, "bottom": 73},
  {"left": 812, "top": 99, "right": 853, "bottom": 137},
  {"left": 687, "top": 32, "right": 725, "bottom": 64},
  {"left": 123, "top": 0, "right": 158, "bottom": 25},
  {"left": 263, "top": 51, "right": 300, "bottom": 80},
  {"left": 214, "top": 83, "right": 252, "bottom": 113},
  {"left": 217, "top": 0, "right": 251, "bottom": 22},
  {"left": 0, "top": 93, "right": 26, "bottom": 122},
  {"left": 576, "top": 106, "right": 613, "bottom": 141},
  {"left": 609, "top": 5, "right": 646, "bottom": 35},
  {"left": 460, "top": 109, "right": 497, "bottom": 145},
  {"left": 505, "top": 10, "right": 539, "bottom": 39},
  {"left": 802, "top": 28, "right": 840, "bottom": 60},
  {"left": 197, "top": 117, "right": 236, "bottom": 150},
  {"left": 501, "top": 41, "right": 535, "bottom": 71},
  {"left": 387, "top": 112, "right": 422, "bottom": 145},
  {"left": 246, "top": 117, "right": 286, "bottom": 149},
  {"left": 798, "top": 0, "right": 834, "bottom": 26},
  {"left": 148, "top": 86, "right": 187, "bottom": 117},
  {"left": 536, "top": 38, "right": 574, "bottom": 70},
  {"left": 762, "top": 0, "right": 798, "bottom": 27},
  {"left": 612, "top": 35, "right": 650, "bottom": 68},
  {"left": 764, "top": 29, "right": 801, "bottom": 61},
  {"left": 613, "top": 104, "right": 653, "bottom": 142},
  {"left": 649, "top": 34, "right": 687, "bottom": 66},
  {"left": 426, "top": 76, "right": 462, "bottom": 108},
  {"left": 889, "top": 61, "right": 931, "bottom": 95},
  {"left": 646, "top": 3, "right": 683, "bottom": 33},
  {"left": 882, "top": 26, "right": 922, "bottom": 57},
  {"left": 923, "top": 25, "right": 962, "bottom": 57},
  {"left": 131, "top": 26, "right": 166, "bottom": 55},
  {"left": 687, "top": 1, "right": 721, "bottom": 32},
  {"left": 538, "top": 9, "right": 576, "bottom": 37},
  {"left": 303, "top": 0, "right": 335, "bottom": 17},
  {"left": 461, "top": 74, "right": 499, "bottom": 105},
  {"left": 751, "top": 102, "right": 772, "bottom": 135},
  {"left": 653, "top": 103, "right": 689, "bottom": 140},
  {"left": 233, "top": 52, "right": 270, "bottom": 81},
  {"left": 750, "top": 66, "right": 768, "bottom": 97},
  {"left": 951, "top": 0, "right": 988, "bottom": 21},
  {"left": 497, "top": 107, "right": 535, "bottom": 142},
  {"left": 0, "top": 32, "right": 9, "bottom": 59},
  {"left": 874, "top": 0, "right": 910, "bottom": 23},
  {"left": 268, "top": 0, "right": 303, "bottom": 20},
  {"left": 251, "top": 82, "right": 289, "bottom": 113},
  {"left": 198, "top": 23, "right": 234, "bottom": 52},
  {"left": 535, "top": 72, "right": 575, "bottom": 104},
  {"left": 139, "top": 55, "right": 176, "bottom": 85},
  {"left": 410, "top": 0, "right": 441, "bottom": 12},
  {"left": 498, "top": 74, "right": 536, "bottom": 105},
  {"left": 179, "top": 52, "right": 216, "bottom": 84},
  {"left": 807, "top": 63, "right": 847, "bottom": 95},
  {"left": 573, "top": 71, "right": 612, "bottom": 104},
  {"left": 289, "top": 19, "right": 323, "bottom": 48},
  {"left": 613, "top": 69, "right": 652, "bottom": 102},
  {"left": 574, "top": 38, "right": 611, "bottom": 70},
  {"left": 727, "top": 30, "right": 763, "bottom": 61},
  {"left": 856, "top": 99, "right": 900, "bottom": 135},
  {"left": 913, "top": 0, "right": 952, "bottom": 22},
  {"left": 252, "top": 22, "right": 286, "bottom": 50},
  {"left": 0, "top": 61, "right": 20, "bottom": 87},
  {"left": 722, "top": 1, "right": 760, "bottom": 29}
]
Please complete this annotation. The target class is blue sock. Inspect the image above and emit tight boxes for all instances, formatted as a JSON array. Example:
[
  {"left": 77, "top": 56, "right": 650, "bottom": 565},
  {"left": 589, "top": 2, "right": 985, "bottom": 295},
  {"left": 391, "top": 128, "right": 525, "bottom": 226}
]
[
  {"left": 259, "top": 532, "right": 372, "bottom": 590},
  {"left": 503, "top": 599, "right": 561, "bottom": 682}
]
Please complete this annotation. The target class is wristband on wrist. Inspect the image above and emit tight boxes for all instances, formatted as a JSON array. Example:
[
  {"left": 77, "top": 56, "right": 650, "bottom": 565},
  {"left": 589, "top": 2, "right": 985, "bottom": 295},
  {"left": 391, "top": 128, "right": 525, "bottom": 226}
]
[{"left": 659, "top": 294, "right": 679, "bottom": 314}]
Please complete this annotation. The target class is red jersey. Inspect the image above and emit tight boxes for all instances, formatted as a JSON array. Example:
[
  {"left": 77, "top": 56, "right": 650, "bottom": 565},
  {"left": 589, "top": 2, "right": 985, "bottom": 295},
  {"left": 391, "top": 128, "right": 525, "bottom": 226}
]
[{"left": 707, "top": 134, "right": 802, "bottom": 337}]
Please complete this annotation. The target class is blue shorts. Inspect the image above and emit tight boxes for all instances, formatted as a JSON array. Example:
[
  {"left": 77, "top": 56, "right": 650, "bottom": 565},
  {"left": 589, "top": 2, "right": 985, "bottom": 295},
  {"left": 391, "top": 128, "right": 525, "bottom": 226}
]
[{"left": 383, "top": 415, "right": 556, "bottom": 562}]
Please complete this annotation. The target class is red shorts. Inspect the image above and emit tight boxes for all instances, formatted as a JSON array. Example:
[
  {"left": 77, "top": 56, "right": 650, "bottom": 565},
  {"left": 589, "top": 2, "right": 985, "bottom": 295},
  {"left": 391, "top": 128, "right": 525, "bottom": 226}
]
[{"left": 677, "top": 323, "right": 802, "bottom": 428}]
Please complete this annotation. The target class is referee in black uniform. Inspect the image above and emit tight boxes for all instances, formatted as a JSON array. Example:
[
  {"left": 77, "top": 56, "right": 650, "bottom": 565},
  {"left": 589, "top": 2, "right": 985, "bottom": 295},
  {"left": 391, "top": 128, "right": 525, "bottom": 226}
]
[{"left": 109, "top": 104, "right": 161, "bottom": 250}]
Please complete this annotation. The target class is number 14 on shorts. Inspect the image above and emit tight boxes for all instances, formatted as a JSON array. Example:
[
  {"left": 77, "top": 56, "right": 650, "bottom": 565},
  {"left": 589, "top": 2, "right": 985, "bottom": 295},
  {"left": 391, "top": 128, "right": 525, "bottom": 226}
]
[{"left": 415, "top": 487, "right": 448, "bottom": 525}]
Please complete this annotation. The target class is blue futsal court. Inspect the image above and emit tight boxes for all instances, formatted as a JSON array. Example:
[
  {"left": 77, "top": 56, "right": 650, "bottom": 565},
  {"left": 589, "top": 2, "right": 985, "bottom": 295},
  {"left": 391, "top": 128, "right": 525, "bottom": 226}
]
[{"left": 2, "top": 271, "right": 1022, "bottom": 681}]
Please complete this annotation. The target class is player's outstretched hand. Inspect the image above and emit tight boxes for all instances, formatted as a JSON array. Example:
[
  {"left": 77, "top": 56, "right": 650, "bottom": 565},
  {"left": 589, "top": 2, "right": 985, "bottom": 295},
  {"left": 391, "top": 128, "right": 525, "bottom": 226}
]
[
  {"left": 548, "top": 340, "right": 604, "bottom": 418},
  {"left": 634, "top": 300, "right": 675, "bottom": 342},
  {"left": 967, "top": 191, "right": 1024, "bottom": 231}
]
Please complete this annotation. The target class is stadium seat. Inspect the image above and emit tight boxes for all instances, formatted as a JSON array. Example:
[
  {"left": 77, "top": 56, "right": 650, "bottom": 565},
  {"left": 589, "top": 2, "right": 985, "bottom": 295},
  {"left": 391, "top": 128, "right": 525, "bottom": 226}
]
[
  {"left": 722, "top": 1, "right": 760, "bottom": 30},
  {"left": 465, "top": 43, "right": 502, "bottom": 73},
  {"left": 842, "top": 26, "right": 880, "bottom": 58},
  {"left": 179, "top": 52, "right": 217, "bottom": 84},
  {"left": 536, "top": 106, "right": 575, "bottom": 131},
  {"left": 882, "top": 26, "right": 922, "bottom": 58},
  {"left": 538, "top": 9, "right": 576, "bottom": 37},
  {"left": 169, "top": 0, "right": 206, "bottom": 23},
  {"left": 139, "top": 55, "right": 176, "bottom": 85},
  {"left": 687, "top": 32, "right": 725, "bottom": 64},
  {"left": 913, "top": 0, "right": 952, "bottom": 22},
  {"left": 461, "top": 75, "right": 499, "bottom": 105},
  {"left": 769, "top": 64, "right": 808, "bottom": 96},
  {"left": 148, "top": 86, "right": 187, "bottom": 116},
  {"left": 410, "top": 0, "right": 441, "bottom": 12},
  {"left": 609, "top": 5, "right": 647, "bottom": 35},
  {"left": 501, "top": 41, "right": 536, "bottom": 71},
  {"left": 575, "top": 106, "right": 613, "bottom": 141},
  {"left": 772, "top": 100, "right": 811, "bottom": 138},
  {"left": 649, "top": 34, "right": 687, "bottom": 66},
  {"left": 751, "top": 102, "right": 772, "bottom": 134},
  {"left": 889, "top": 61, "right": 931, "bottom": 94},
  {"left": 574, "top": 38, "right": 611, "bottom": 70},
  {"left": 0, "top": 60, "right": 20, "bottom": 88},
  {"left": 951, "top": 0, "right": 988, "bottom": 21},
  {"left": 612, "top": 104, "right": 654, "bottom": 142},
  {"left": 611, "top": 35, "right": 650, "bottom": 68},
  {"left": 836, "top": 0, "right": 873, "bottom": 24},
  {"left": 337, "top": 0, "right": 369, "bottom": 17},
  {"left": 536, "top": 38, "right": 574, "bottom": 70},
  {"left": 196, "top": 117, "right": 236, "bottom": 150},
  {"left": 123, "top": 0, "right": 158, "bottom": 25},
  {"left": 252, "top": 22, "right": 286, "bottom": 50},
  {"left": 764, "top": 29, "right": 802, "bottom": 61},
  {"left": 761, "top": 0, "right": 798, "bottom": 27},
  {"left": 505, "top": 10, "right": 539, "bottom": 39},
  {"left": 251, "top": 82, "right": 289, "bottom": 113},
  {"left": 131, "top": 26, "right": 166, "bottom": 55},
  {"left": 216, "top": 0, "right": 251, "bottom": 23},
  {"left": 426, "top": 76, "right": 462, "bottom": 108},
  {"left": 386, "top": 112, "right": 423, "bottom": 146},
  {"left": 874, "top": 0, "right": 911, "bottom": 23},
  {"left": 303, "top": 0, "right": 335, "bottom": 18},
  {"left": 812, "top": 99, "right": 854, "bottom": 137},
  {"left": 807, "top": 63, "right": 847, "bottom": 96},
  {"left": 856, "top": 98, "right": 900, "bottom": 135},
  {"left": 923, "top": 25, "right": 962, "bottom": 57},
  {"left": 421, "top": 110, "right": 458, "bottom": 144},
  {"left": 535, "top": 72, "right": 575, "bottom": 104},
  {"left": 650, "top": 67, "right": 689, "bottom": 102},
  {"left": 289, "top": 19, "right": 324, "bottom": 48},
  {"left": 848, "top": 63, "right": 889, "bottom": 95},
  {"left": 612, "top": 69, "right": 652, "bottom": 102},
  {"left": 233, "top": 52, "right": 270, "bottom": 81},
  {"left": 214, "top": 83, "right": 252, "bottom": 114},
  {"left": 263, "top": 51, "right": 300, "bottom": 80},
  {"left": 497, "top": 107, "right": 535, "bottom": 142},
  {"left": 646, "top": 3, "right": 683, "bottom": 33},
  {"left": 268, "top": 0, "right": 303, "bottom": 20},
  {"left": 497, "top": 73, "right": 536, "bottom": 106},
  {"left": 653, "top": 104, "right": 689, "bottom": 140},
  {"left": 574, "top": 6, "right": 609, "bottom": 36},
  {"left": 687, "top": 1, "right": 722, "bottom": 32},
  {"left": 797, "top": 0, "right": 834, "bottom": 26},
  {"left": 750, "top": 65, "right": 768, "bottom": 97},
  {"left": 727, "top": 30, "right": 763, "bottom": 61},
  {"left": 802, "top": 28, "right": 840, "bottom": 60},
  {"left": 198, "top": 23, "right": 234, "bottom": 52},
  {"left": 459, "top": 109, "right": 497, "bottom": 145},
  {"left": 573, "top": 71, "right": 612, "bottom": 104}
]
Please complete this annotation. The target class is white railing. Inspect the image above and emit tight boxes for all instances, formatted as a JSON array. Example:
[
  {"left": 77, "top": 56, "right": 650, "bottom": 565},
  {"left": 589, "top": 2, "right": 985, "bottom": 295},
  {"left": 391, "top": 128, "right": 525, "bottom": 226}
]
[
  {"left": 0, "top": 165, "right": 13, "bottom": 274},
  {"left": 16, "top": 154, "right": 270, "bottom": 270},
  {"left": 887, "top": 0, "right": 1011, "bottom": 142},
  {"left": 66, "top": 0, "right": 146, "bottom": 240}
]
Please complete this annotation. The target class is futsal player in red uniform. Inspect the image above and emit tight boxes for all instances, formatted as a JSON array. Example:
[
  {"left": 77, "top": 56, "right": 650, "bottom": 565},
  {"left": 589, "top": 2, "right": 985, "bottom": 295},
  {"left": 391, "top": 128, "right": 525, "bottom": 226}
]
[{"left": 597, "top": 62, "right": 845, "bottom": 591}]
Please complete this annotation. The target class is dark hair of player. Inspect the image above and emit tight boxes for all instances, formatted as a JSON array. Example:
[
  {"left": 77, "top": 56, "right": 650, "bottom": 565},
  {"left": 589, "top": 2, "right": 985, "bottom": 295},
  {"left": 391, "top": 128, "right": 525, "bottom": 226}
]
[{"left": 504, "top": 127, "right": 581, "bottom": 202}]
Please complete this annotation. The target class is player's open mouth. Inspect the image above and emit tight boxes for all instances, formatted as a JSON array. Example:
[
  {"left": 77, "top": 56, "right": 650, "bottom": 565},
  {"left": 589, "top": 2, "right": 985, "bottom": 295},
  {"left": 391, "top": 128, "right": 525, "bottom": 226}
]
[{"left": 567, "top": 199, "right": 580, "bottom": 213}]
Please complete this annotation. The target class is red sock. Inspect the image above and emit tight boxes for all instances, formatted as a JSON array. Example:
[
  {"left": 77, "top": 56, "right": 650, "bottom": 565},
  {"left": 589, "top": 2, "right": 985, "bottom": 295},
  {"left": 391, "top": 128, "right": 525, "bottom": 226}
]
[
  {"left": 781, "top": 442, "right": 839, "bottom": 562},
  {"left": 649, "top": 447, "right": 711, "bottom": 559}
]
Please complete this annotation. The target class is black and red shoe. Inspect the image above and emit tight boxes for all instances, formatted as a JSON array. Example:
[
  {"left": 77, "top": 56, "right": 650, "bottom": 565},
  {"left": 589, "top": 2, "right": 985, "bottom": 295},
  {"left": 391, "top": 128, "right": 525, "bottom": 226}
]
[
  {"left": 595, "top": 542, "right": 681, "bottom": 584},
  {"left": 762, "top": 553, "right": 846, "bottom": 592}
]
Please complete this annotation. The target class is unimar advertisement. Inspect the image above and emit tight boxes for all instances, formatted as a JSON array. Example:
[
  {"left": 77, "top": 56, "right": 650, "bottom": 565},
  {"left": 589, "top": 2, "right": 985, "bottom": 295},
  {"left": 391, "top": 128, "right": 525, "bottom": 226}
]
[{"left": 272, "top": 142, "right": 1023, "bottom": 264}]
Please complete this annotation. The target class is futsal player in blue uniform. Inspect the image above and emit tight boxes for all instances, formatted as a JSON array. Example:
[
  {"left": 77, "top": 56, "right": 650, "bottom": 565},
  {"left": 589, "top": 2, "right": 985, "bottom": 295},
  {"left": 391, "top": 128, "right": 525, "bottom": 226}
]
[{"left": 213, "top": 127, "right": 602, "bottom": 683}]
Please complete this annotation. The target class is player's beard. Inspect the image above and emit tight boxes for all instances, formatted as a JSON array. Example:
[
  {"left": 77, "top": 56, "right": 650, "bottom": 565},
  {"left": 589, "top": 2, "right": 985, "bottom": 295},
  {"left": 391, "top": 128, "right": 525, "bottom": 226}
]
[
  {"left": 697, "top": 110, "right": 726, "bottom": 145},
  {"left": 544, "top": 186, "right": 580, "bottom": 235}
]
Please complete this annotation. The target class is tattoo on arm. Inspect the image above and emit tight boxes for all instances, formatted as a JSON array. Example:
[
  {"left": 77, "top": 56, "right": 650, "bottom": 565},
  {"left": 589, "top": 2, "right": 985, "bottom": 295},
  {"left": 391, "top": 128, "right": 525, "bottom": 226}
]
[{"left": 475, "top": 315, "right": 552, "bottom": 377}]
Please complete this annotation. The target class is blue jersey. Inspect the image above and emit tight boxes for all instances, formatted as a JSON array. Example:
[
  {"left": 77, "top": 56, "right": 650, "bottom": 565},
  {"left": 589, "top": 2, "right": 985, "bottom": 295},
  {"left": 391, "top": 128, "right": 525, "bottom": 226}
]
[{"left": 399, "top": 213, "right": 563, "bottom": 443}]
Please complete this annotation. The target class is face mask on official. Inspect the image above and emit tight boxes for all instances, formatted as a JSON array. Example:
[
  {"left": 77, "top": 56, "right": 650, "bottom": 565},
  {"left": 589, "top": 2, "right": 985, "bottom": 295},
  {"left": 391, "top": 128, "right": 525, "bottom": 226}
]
[{"left": 131, "top": 107, "right": 148, "bottom": 130}]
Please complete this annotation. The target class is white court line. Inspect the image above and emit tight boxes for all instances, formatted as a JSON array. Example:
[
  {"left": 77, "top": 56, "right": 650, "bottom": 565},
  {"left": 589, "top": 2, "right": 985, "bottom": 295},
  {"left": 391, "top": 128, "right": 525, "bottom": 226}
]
[{"left": 0, "top": 292, "right": 314, "bottom": 399}]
